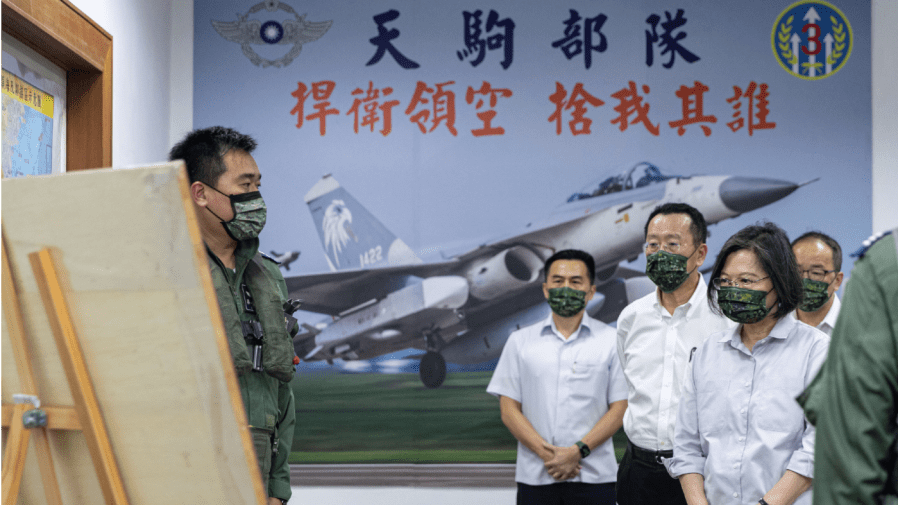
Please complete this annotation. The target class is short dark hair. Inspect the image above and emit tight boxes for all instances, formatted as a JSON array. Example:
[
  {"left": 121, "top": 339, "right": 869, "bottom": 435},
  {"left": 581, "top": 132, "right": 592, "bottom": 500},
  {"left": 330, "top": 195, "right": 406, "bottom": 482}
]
[
  {"left": 791, "top": 231, "right": 842, "bottom": 272},
  {"left": 707, "top": 222, "right": 803, "bottom": 320},
  {"left": 644, "top": 203, "right": 708, "bottom": 246},
  {"left": 544, "top": 249, "right": 595, "bottom": 285},
  {"left": 169, "top": 126, "right": 257, "bottom": 186}
]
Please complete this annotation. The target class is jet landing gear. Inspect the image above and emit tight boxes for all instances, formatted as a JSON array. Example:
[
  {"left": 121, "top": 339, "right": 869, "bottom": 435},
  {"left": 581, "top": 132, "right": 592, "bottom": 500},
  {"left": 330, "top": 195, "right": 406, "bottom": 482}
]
[
  {"left": 419, "top": 330, "right": 447, "bottom": 388},
  {"left": 419, "top": 351, "right": 446, "bottom": 389}
]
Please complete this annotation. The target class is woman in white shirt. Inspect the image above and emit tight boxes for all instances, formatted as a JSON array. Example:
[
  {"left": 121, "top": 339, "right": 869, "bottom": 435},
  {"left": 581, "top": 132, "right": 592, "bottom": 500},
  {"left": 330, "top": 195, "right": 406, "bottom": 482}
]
[{"left": 666, "top": 222, "right": 829, "bottom": 505}]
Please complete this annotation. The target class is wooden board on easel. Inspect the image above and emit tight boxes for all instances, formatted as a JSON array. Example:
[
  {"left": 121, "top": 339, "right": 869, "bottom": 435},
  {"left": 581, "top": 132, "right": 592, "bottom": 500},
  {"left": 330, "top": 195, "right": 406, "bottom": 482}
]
[{"left": 1, "top": 163, "right": 267, "bottom": 504}]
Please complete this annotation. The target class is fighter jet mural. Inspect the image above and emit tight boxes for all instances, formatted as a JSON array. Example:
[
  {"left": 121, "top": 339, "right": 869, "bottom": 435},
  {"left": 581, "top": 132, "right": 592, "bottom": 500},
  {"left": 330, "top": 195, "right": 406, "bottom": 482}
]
[{"left": 287, "top": 162, "right": 806, "bottom": 388}]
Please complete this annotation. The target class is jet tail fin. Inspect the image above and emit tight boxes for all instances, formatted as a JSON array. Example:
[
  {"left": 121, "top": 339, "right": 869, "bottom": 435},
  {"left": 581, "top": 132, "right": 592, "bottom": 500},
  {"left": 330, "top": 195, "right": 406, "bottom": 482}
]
[{"left": 305, "top": 175, "right": 422, "bottom": 271}]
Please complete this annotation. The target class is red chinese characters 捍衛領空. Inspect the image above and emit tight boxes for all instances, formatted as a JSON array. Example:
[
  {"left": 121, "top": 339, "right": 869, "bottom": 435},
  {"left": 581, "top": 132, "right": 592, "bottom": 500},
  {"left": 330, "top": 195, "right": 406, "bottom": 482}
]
[
  {"left": 291, "top": 81, "right": 339, "bottom": 136},
  {"left": 346, "top": 81, "right": 401, "bottom": 137},
  {"left": 405, "top": 81, "right": 459, "bottom": 136}
]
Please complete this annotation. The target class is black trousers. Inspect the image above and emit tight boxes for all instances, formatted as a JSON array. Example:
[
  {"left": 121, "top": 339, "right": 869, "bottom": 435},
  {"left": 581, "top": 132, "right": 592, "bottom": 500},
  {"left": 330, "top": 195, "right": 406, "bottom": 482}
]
[
  {"left": 516, "top": 482, "right": 615, "bottom": 505},
  {"left": 615, "top": 442, "right": 688, "bottom": 505}
]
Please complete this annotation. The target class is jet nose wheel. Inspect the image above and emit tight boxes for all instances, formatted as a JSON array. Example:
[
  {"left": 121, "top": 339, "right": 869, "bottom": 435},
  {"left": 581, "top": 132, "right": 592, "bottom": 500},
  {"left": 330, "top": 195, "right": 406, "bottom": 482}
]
[{"left": 419, "top": 351, "right": 447, "bottom": 389}]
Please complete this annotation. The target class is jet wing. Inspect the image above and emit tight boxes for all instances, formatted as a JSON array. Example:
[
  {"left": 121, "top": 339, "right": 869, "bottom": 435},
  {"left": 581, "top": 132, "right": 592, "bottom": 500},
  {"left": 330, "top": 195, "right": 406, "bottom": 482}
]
[
  {"left": 284, "top": 260, "right": 461, "bottom": 315},
  {"left": 451, "top": 205, "right": 612, "bottom": 264},
  {"left": 458, "top": 186, "right": 667, "bottom": 260}
]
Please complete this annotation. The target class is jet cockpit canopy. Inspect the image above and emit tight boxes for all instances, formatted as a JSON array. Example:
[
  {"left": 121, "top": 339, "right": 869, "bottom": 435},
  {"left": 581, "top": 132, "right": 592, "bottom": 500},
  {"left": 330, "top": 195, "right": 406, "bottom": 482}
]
[{"left": 566, "top": 162, "right": 685, "bottom": 203}]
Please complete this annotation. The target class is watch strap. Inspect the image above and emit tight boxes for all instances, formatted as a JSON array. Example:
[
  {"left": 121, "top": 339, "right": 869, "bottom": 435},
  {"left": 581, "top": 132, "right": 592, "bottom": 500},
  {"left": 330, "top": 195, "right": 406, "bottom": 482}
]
[{"left": 575, "top": 441, "right": 590, "bottom": 458}]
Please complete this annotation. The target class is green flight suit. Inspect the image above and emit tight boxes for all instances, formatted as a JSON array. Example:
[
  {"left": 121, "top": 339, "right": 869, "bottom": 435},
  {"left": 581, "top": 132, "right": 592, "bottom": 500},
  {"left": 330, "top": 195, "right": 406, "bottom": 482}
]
[
  {"left": 799, "top": 230, "right": 898, "bottom": 505},
  {"left": 207, "top": 238, "right": 296, "bottom": 502}
]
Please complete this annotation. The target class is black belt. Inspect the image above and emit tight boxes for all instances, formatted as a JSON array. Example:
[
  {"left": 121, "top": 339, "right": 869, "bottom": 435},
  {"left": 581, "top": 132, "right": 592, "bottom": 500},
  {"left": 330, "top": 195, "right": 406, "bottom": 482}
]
[{"left": 628, "top": 441, "right": 673, "bottom": 465}]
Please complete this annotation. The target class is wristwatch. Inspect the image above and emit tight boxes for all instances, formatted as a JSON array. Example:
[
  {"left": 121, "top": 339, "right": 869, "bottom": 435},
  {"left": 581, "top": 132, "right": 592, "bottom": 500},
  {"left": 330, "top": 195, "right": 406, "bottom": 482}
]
[
  {"left": 575, "top": 441, "right": 590, "bottom": 458},
  {"left": 758, "top": 499, "right": 770, "bottom": 505}
]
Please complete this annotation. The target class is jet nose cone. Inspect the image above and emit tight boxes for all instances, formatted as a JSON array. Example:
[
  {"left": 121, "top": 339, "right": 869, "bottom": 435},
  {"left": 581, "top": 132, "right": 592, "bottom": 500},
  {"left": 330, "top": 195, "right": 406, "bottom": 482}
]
[{"left": 719, "top": 176, "right": 799, "bottom": 213}]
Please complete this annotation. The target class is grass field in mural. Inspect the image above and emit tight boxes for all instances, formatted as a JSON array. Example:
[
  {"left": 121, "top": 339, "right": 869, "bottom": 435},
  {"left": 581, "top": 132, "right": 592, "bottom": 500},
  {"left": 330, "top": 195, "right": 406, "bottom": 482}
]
[{"left": 289, "top": 371, "right": 627, "bottom": 464}]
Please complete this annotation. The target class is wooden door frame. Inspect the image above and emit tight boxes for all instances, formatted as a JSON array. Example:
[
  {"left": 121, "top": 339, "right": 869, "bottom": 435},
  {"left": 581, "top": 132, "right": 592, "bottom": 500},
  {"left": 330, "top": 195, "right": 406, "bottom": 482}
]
[{"left": 2, "top": 0, "right": 112, "bottom": 171}]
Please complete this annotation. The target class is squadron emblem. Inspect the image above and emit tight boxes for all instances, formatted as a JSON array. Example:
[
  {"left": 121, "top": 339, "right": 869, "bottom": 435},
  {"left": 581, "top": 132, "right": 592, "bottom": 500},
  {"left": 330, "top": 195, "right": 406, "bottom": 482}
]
[
  {"left": 323, "top": 200, "right": 358, "bottom": 267},
  {"left": 212, "top": 0, "right": 332, "bottom": 68},
  {"left": 771, "top": 1, "right": 852, "bottom": 80}
]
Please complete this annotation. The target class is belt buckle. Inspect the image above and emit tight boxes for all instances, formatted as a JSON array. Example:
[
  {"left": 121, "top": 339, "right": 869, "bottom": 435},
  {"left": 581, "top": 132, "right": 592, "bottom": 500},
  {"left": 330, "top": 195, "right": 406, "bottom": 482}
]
[{"left": 654, "top": 454, "right": 664, "bottom": 465}]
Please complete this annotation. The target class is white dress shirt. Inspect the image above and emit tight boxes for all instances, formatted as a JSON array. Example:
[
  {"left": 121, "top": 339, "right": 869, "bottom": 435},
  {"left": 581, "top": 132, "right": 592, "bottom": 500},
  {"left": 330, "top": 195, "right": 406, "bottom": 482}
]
[
  {"left": 487, "top": 314, "right": 628, "bottom": 485},
  {"left": 616, "top": 276, "right": 735, "bottom": 451},
  {"left": 667, "top": 315, "right": 830, "bottom": 505}
]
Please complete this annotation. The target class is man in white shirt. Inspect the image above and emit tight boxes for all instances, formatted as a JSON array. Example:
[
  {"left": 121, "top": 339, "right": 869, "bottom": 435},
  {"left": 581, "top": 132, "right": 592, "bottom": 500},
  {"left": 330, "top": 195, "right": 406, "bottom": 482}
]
[
  {"left": 488, "top": 249, "right": 628, "bottom": 505},
  {"left": 791, "top": 232, "right": 843, "bottom": 336},
  {"left": 615, "top": 203, "right": 734, "bottom": 505}
]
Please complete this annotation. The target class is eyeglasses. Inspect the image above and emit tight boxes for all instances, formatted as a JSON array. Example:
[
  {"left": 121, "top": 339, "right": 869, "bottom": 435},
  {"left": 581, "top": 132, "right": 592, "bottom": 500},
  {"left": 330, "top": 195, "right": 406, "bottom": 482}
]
[
  {"left": 643, "top": 241, "right": 686, "bottom": 255},
  {"left": 712, "top": 277, "right": 770, "bottom": 289},
  {"left": 799, "top": 269, "right": 837, "bottom": 282}
]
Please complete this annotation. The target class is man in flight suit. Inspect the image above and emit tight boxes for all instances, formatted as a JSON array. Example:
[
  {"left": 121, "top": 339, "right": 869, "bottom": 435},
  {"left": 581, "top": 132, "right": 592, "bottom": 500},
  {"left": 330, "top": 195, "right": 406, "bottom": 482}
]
[
  {"left": 170, "top": 126, "right": 297, "bottom": 505},
  {"left": 799, "top": 229, "right": 898, "bottom": 505}
]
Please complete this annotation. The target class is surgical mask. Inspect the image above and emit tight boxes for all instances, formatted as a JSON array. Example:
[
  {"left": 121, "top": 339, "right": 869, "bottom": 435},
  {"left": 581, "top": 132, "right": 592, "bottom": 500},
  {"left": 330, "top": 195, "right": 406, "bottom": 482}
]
[
  {"left": 206, "top": 185, "right": 267, "bottom": 241},
  {"left": 547, "top": 287, "right": 587, "bottom": 318},
  {"left": 798, "top": 278, "right": 832, "bottom": 312},
  {"left": 717, "top": 286, "right": 774, "bottom": 324},
  {"left": 645, "top": 249, "right": 697, "bottom": 293}
]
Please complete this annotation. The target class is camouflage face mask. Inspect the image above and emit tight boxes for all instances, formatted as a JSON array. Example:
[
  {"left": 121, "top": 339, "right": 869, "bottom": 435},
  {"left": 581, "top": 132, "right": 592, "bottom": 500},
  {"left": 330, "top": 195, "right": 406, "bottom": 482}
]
[
  {"left": 717, "top": 286, "right": 774, "bottom": 324},
  {"left": 645, "top": 249, "right": 696, "bottom": 293},
  {"left": 798, "top": 278, "right": 832, "bottom": 312},
  {"left": 206, "top": 185, "right": 267, "bottom": 241},
  {"left": 547, "top": 287, "right": 588, "bottom": 318}
]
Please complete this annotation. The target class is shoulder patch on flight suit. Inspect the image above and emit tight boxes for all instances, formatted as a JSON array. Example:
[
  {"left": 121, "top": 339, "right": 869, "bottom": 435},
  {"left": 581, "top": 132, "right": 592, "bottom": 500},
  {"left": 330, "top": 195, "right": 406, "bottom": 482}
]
[
  {"left": 850, "top": 230, "right": 894, "bottom": 259},
  {"left": 259, "top": 251, "right": 281, "bottom": 265}
]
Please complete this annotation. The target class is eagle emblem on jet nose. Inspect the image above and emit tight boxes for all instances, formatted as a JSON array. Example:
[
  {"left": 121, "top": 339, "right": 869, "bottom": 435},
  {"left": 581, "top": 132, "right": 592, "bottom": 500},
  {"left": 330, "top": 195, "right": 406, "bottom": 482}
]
[
  {"left": 323, "top": 200, "right": 358, "bottom": 267},
  {"left": 211, "top": 0, "right": 332, "bottom": 68}
]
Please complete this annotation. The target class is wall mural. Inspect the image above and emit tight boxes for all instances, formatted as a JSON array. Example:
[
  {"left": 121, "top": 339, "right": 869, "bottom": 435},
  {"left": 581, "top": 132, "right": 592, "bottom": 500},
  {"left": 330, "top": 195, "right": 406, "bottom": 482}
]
[{"left": 194, "top": 0, "right": 870, "bottom": 463}]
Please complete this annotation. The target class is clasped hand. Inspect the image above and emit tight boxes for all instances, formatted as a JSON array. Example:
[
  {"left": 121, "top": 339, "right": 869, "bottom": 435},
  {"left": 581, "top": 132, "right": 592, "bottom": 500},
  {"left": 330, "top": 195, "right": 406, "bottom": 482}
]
[{"left": 542, "top": 442, "right": 582, "bottom": 481}]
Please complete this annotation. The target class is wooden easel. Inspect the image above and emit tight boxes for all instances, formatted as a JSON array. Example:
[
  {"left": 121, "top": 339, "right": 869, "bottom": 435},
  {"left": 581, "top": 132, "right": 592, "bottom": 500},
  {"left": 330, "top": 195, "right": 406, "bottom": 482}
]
[
  {"left": 2, "top": 163, "right": 266, "bottom": 504},
  {"left": 1, "top": 237, "right": 130, "bottom": 504}
]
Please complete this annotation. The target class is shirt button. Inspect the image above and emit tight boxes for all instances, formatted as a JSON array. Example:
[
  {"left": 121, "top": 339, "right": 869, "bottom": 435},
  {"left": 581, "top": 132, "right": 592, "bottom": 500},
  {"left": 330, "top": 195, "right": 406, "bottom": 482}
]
[
  {"left": 744, "top": 382, "right": 751, "bottom": 387},
  {"left": 732, "top": 463, "right": 738, "bottom": 469},
  {"left": 733, "top": 492, "right": 739, "bottom": 498},
  {"left": 739, "top": 436, "right": 745, "bottom": 442},
  {"left": 740, "top": 408, "right": 746, "bottom": 414}
]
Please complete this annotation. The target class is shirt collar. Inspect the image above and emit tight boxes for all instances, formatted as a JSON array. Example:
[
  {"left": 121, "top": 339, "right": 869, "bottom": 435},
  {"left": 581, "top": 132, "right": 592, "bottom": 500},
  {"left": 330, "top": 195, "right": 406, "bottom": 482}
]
[
  {"left": 718, "top": 312, "right": 798, "bottom": 345},
  {"left": 787, "top": 294, "right": 841, "bottom": 332},
  {"left": 653, "top": 274, "right": 708, "bottom": 318},
  {"left": 819, "top": 295, "right": 841, "bottom": 330},
  {"left": 206, "top": 237, "right": 260, "bottom": 279},
  {"left": 767, "top": 313, "right": 797, "bottom": 339},
  {"left": 541, "top": 313, "right": 593, "bottom": 341}
]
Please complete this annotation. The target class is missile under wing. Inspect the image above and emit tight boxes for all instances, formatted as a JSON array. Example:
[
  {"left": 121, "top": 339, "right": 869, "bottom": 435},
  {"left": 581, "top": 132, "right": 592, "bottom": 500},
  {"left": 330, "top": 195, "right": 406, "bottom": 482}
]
[{"left": 287, "top": 162, "right": 803, "bottom": 388}]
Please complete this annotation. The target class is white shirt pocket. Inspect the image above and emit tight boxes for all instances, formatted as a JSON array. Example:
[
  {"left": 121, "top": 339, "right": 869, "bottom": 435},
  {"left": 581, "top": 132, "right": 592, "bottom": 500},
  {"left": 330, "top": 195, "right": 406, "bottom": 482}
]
[
  {"left": 568, "top": 363, "right": 603, "bottom": 401},
  {"left": 755, "top": 375, "right": 805, "bottom": 434}
]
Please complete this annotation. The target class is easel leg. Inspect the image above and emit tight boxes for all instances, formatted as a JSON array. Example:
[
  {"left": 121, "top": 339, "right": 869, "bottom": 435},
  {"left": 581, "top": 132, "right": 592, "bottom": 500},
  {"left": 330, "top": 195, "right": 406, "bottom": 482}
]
[
  {"left": 3, "top": 235, "right": 63, "bottom": 504},
  {"left": 29, "top": 248, "right": 130, "bottom": 505},
  {"left": 2, "top": 404, "right": 32, "bottom": 504},
  {"left": 33, "top": 428, "right": 63, "bottom": 505}
]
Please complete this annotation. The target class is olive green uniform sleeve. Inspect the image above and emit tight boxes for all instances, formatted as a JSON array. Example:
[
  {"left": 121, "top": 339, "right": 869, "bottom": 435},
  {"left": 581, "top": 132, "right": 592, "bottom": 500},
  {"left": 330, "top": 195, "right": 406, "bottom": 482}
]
[{"left": 799, "top": 232, "right": 898, "bottom": 505}]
